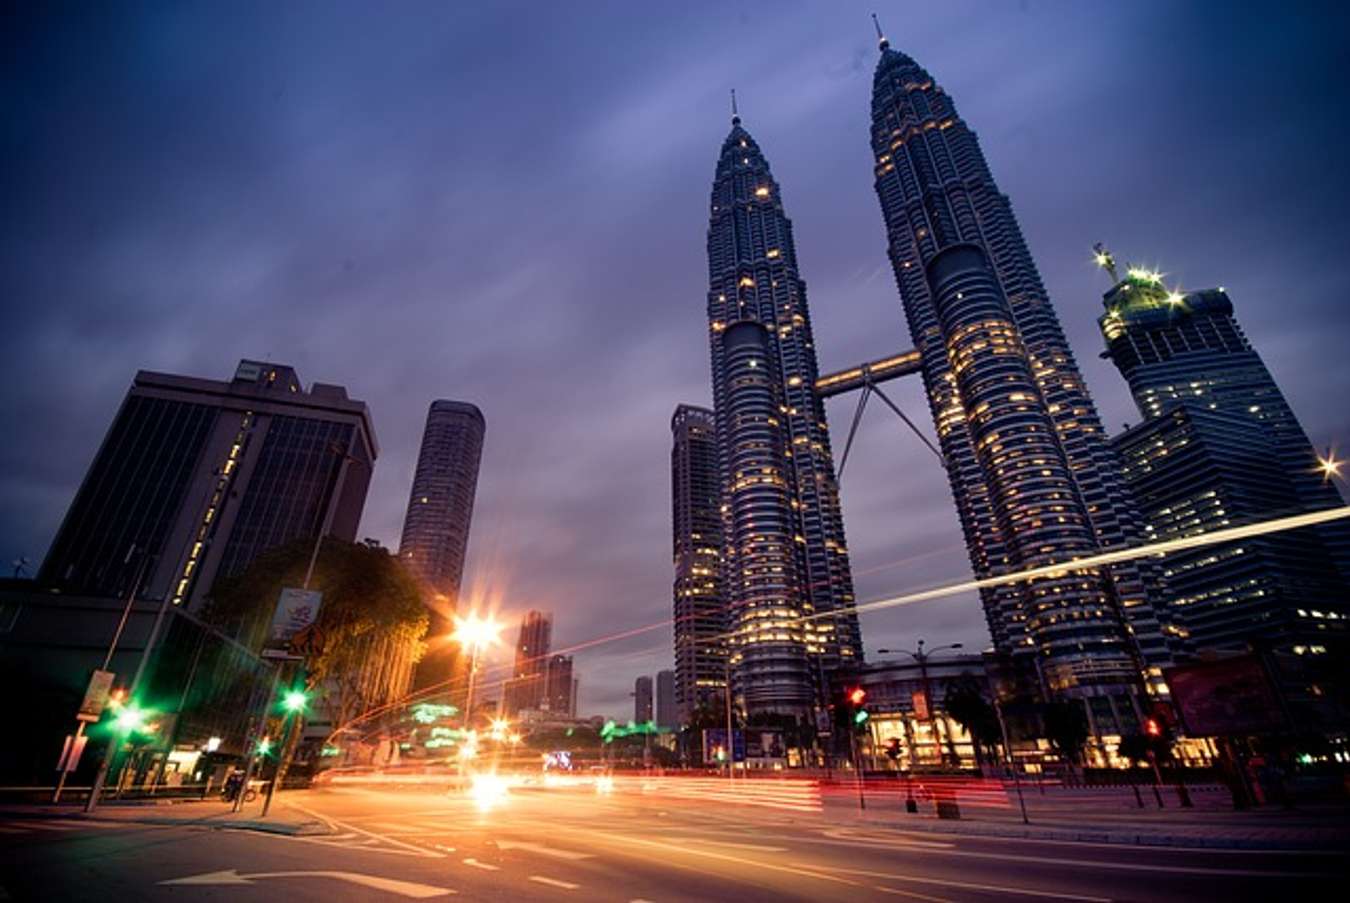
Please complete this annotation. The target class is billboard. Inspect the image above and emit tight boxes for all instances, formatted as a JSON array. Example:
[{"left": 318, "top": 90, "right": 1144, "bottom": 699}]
[
  {"left": 744, "top": 729, "right": 786, "bottom": 759},
  {"left": 263, "top": 587, "right": 323, "bottom": 659},
  {"left": 702, "top": 728, "right": 745, "bottom": 763},
  {"left": 1165, "top": 655, "right": 1288, "bottom": 737}
]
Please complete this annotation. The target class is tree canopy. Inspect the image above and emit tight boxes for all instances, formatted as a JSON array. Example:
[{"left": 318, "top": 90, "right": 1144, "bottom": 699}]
[{"left": 205, "top": 537, "right": 428, "bottom": 688}]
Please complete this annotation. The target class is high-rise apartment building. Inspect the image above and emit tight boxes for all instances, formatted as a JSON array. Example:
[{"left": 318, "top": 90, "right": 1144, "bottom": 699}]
[
  {"left": 656, "top": 669, "right": 677, "bottom": 730},
  {"left": 399, "top": 401, "right": 484, "bottom": 623},
  {"left": 670, "top": 404, "right": 726, "bottom": 724},
  {"left": 705, "top": 112, "right": 863, "bottom": 718},
  {"left": 1099, "top": 264, "right": 1350, "bottom": 651},
  {"left": 634, "top": 675, "right": 654, "bottom": 723},
  {"left": 866, "top": 28, "right": 1170, "bottom": 720},
  {"left": 40, "top": 360, "right": 376, "bottom": 609}
]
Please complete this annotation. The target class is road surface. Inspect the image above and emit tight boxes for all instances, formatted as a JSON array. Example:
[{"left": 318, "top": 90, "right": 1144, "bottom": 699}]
[{"left": 1, "top": 776, "right": 1342, "bottom": 901}]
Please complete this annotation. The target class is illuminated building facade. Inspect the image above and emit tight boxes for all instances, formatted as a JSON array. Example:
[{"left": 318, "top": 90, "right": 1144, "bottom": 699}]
[
  {"left": 867, "top": 30, "right": 1171, "bottom": 721},
  {"left": 399, "top": 400, "right": 484, "bottom": 689},
  {"left": 706, "top": 113, "right": 863, "bottom": 718},
  {"left": 670, "top": 404, "right": 727, "bottom": 723},
  {"left": 40, "top": 360, "right": 375, "bottom": 609},
  {"left": 1100, "top": 266, "right": 1350, "bottom": 652}
]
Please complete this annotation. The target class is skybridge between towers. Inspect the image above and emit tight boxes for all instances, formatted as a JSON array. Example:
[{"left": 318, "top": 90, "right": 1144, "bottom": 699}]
[{"left": 813, "top": 348, "right": 946, "bottom": 476}]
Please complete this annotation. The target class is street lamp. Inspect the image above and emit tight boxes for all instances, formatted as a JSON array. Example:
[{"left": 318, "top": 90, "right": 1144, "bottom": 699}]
[
  {"left": 877, "top": 641, "right": 964, "bottom": 768},
  {"left": 451, "top": 613, "right": 501, "bottom": 728}
]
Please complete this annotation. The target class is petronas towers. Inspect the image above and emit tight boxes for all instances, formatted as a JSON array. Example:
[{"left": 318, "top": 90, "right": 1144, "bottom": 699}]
[{"left": 684, "top": 25, "right": 1172, "bottom": 724}]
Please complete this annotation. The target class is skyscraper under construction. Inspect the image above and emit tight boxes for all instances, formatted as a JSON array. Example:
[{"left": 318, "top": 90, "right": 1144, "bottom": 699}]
[{"left": 704, "top": 108, "right": 863, "bottom": 718}]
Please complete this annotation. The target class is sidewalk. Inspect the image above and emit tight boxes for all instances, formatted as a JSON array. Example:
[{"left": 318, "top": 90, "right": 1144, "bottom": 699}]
[
  {"left": 824, "top": 784, "right": 1350, "bottom": 850},
  {"left": 0, "top": 798, "right": 332, "bottom": 837}
]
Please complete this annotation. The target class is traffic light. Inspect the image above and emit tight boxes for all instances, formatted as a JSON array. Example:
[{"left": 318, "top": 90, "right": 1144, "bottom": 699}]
[
  {"left": 883, "top": 737, "right": 902, "bottom": 760},
  {"left": 1143, "top": 717, "right": 1161, "bottom": 738},
  {"left": 844, "top": 687, "right": 869, "bottom": 728},
  {"left": 282, "top": 688, "right": 309, "bottom": 714},
  {"left": 256, "top": 736, "right": 273, "bottom": 756}
]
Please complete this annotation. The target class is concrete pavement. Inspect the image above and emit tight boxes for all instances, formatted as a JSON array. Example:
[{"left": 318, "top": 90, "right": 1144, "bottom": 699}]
[{"left": 1, "top": 779, "right": 1344, "bottom": 902}]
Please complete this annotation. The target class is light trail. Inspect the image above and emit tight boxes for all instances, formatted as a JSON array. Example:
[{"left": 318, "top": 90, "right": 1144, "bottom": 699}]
[
  {"left": 333, "top": 505, "right": 1350, "bottom": 739},
  {"left": 831, "top": 504, "right": 1350, "bottom": 624}
]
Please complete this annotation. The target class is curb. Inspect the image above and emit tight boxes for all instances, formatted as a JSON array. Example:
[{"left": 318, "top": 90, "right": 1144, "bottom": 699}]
[{"left": 0, "top": 807, "right": 333, "bottom": 838}]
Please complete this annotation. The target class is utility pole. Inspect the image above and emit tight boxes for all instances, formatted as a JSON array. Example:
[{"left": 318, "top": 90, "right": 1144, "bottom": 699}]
[
  {"left": 724, "top": 658, "right": 734, "bottom": 782},
  {"left": 81, "top": 548, "right": 153, "bottom": 812}
]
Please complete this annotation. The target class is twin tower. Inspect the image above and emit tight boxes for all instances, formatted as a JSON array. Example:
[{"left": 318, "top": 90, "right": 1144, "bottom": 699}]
[{"left": 695, "top": 29, "right": 1171, "bottom": 726}]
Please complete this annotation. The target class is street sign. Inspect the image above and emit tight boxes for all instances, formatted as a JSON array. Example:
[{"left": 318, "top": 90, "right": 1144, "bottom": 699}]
[
  {"left": 77, "top": 669, "right": 116, "bottom": 722},
  {"left": 56, "top": 733, "right": 89, "bottom": 772},
  {"left": 263, "top": 587, "right": 322, "bottom": 659},
  {"left": 911, "top": 689, "right": 930, "bottom": 720}
]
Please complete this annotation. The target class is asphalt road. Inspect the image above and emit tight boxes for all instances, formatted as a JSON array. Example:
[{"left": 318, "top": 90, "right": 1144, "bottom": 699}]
[{"left": 0, "top": 778, "right": 1343, "bottom": 902}]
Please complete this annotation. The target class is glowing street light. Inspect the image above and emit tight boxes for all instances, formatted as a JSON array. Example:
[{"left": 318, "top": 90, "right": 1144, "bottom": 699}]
[
  {"left": 450, "top": 613, "right": 502, "bottom": 652},
  {"left": 450, "top": 613, "right": 501, "bottom": 727}
]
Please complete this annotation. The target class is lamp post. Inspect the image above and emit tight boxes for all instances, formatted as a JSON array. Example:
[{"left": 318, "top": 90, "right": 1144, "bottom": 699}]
[
  {"left": 451, "top": 613, "right": 502, "bottom": 731},
  {"left": 877, "top": 641, "right": 964, "bottom": 768}
]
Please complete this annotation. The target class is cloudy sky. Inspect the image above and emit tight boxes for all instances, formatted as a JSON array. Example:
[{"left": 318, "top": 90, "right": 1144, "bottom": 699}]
[{"left": 5, "top": 1, "right": 1349, "bottom": 718}]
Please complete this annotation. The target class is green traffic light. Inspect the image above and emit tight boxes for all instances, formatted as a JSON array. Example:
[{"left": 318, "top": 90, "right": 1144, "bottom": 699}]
[
  {"left": 854, "top": 710, "right": 869, "bottom": 724},
  {"left": 257, "top": 738, "right": 273, "bottom": 756},
  {"left": 113, "top": 704, "right": 156, "bottom": 735},
  {"left": 282, "top": 689, "right": 309, "bottom": 713}
]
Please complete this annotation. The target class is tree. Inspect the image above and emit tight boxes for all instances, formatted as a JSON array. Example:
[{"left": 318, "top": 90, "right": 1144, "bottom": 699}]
[
  {"left": 205, "top": 538, "right": 428, "bottom": 781},
  {"left": 942, "top": 674, "right": 1002, "bottom": 769},
  {"left": 1040, "top": 700, "right": 1090, "bottom": 772}
]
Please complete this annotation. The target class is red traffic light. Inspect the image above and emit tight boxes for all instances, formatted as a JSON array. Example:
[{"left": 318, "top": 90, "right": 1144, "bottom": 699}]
[
  {"left": 848, "top": 687, "right": 867, "bottom": 707},
  {"left": 1143, "top": 718, "right": 1161, "bottom": 737}
]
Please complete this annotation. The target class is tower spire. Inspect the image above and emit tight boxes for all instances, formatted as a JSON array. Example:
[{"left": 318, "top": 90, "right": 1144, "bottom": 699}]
[
  {"left": 1093, "top": 242, "right": 1119, "bottom": 283},
  {"left": 872, "top": 12, "right": 889, "bottom": 50},
  {"left": 730, "top": 88, "right": 740, "bottom": 125}
]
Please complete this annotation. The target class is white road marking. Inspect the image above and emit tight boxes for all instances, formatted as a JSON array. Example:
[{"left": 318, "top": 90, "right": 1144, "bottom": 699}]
[
  {"left": 824, "top": 866, "right": 1109, "bottom": 901},
  {"left": 529, "top": 876, "right": 580, "bottom": 890},
  {"left": 284, "top": 804, "right": 444, "bottom": 859},
  {"left": 834, "top": 845, "right": 1329, "bottom": 879},
  {"left": 158, "top": 869, "right": 455, "bottom": 898},
  {"left": 434, "top": 843, "right": 457, "bottom": 853},
  {"left": 582, "top": 829, "right": 864, "bottom": 889},
  {"left": 496, "top": 840, "right": 595, "bottom": 860},
  {"left": 874, "top": 885, "right": 953, "bottom": 903},
  {"left": 682, "top": 839, "right": 787, "bottom": 852},
  {"left": 821, "top": 828, "right": 954, "bottom": 849},
  {"left": 462, "top": 858, "right": 499, "bottom": 871}
]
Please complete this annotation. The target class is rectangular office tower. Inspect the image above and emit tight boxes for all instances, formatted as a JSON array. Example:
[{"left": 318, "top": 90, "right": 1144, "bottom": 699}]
[
  {"left": 1099, "top": 262, "right": 1350, "bottom": 653},
  {"left": 670, "top": 404, "right": 726, "bottom": 724},
  {"left": 634, "top": 675, "right": 654, "bottom": 723},
  {"left": 39, "top": 360, "right": 376, "bottom": 608}
]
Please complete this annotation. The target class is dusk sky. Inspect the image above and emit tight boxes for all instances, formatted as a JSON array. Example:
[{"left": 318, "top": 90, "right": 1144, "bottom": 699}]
[{"left": 4, "top": 1, "right": 1349, "bottom": 718}]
